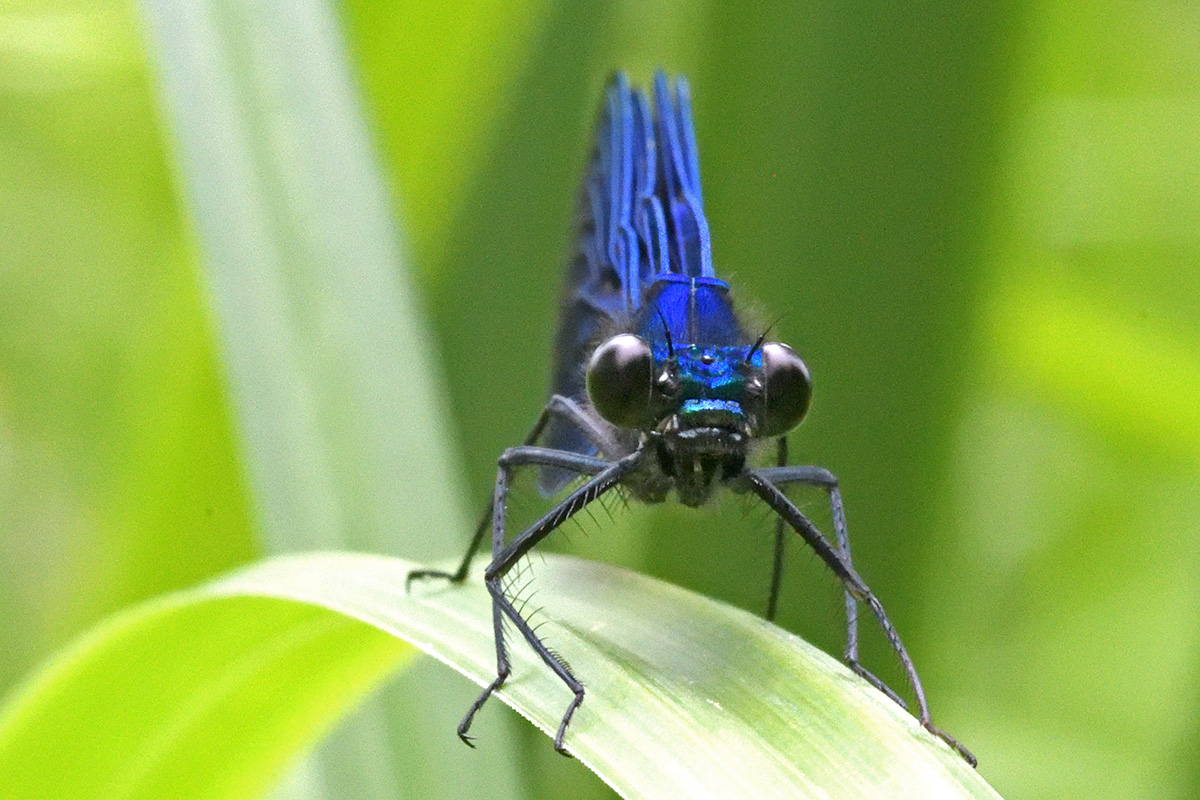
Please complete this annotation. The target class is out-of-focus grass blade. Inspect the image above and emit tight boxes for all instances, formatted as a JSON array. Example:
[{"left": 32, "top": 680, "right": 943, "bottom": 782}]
[
  {"left": 926, "top": 5, "right": 1200, "bottom": 799},
  {"left": 137, "top": 0, "right": 463, "bottom": 555},
  {"left": 136, "top": 1, "right": 523, "bottom": 798},
  {"left": 0, "top": 553, "right": 1004, "bottom": 800},
  {"left": 0, "top": 0, "right": 255, "bottom": 698}
]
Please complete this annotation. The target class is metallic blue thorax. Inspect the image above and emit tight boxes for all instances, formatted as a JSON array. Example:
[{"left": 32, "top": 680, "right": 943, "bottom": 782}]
[{"left": 637, "top": 274, "right": 758, "bottom": 431}]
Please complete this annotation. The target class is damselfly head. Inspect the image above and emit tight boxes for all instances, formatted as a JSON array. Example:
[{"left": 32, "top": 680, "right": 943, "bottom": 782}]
[{"left": 585, "top": 332, "right": 812, "bottom": 441}]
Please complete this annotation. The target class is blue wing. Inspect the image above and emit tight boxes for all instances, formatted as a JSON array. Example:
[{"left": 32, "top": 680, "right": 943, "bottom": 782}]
[
  {"left": 541, "top": 71, "right": 716, "bottom": 492},
  {"left": 652, "top": 71, "right": 713, "bottom": 280}
]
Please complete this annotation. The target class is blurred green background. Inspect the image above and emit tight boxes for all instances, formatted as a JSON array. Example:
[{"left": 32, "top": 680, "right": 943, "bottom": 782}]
[{"left": 2, "top": 1, "right": 1199, "bottom": 799}]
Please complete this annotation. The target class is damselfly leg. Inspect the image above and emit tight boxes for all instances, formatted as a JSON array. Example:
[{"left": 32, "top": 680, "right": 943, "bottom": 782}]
[
  {"left": 406, "top": 394, "right": 620, "bottom": 588},
  {"left": 757, "top": 461, "right": 905, "bottom": 709},
  {"left": 741, "top": 468, "right": 977, "bottom": 767},
  {"left": 457, "top": 447, "right": 644, "bottom": 755}
]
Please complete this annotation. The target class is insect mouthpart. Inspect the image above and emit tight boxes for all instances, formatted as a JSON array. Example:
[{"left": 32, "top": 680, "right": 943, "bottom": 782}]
[{"left": 655, "top": 410, "right": 749, "bottom": 507}]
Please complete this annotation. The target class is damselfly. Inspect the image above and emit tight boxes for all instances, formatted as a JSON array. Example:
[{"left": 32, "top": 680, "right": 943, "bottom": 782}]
[{"left": 409, "top": 71, "right": 974, "bottom": 767}]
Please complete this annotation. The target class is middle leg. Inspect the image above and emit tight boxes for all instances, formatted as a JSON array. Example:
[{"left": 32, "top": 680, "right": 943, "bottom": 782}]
[
  {"left": 407, "top": 394, "right": 620, "bottom": 588},
  {"left": 742, "top": 468, "right": 975, "bottom": 766},
  {"left": 757, "top": 464, "right": 906, "bottom": 708}
]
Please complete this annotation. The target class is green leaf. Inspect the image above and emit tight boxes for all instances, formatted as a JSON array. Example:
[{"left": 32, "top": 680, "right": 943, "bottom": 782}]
[{"left": 0, "top": 553, "right": 1001, "bottom": 800}]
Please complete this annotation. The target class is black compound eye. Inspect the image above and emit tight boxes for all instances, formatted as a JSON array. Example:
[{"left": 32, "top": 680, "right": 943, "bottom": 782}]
[
  {"left": 586, "top": 334, "right": 654, "bottom": 428},
  {"left": 757, "top": 342, "right": 812, "bottom": 437}
]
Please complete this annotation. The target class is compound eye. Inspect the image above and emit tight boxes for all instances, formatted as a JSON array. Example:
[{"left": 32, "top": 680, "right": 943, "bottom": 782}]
[
  {"left": 757, "top": 342, "right": 812, "bottom": 437},
  {"left": 586, "top": 334, "right": 654, "bottom": 428}
]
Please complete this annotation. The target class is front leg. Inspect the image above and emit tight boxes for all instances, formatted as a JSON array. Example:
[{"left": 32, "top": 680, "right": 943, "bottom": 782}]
[
  {"left": 742, "top": 468, "right": 976, "bottom": 767},
  {"left": 458, "top": 446, "right": 644, "bottom": 754},
  {"left": 766, "top": 438, "right": 788, "bottom": 621}
]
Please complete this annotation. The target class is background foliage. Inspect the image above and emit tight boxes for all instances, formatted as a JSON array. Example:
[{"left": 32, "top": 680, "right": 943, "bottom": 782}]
[{"left": 1, "top": 1, "right": 1198, "bottom": 799}]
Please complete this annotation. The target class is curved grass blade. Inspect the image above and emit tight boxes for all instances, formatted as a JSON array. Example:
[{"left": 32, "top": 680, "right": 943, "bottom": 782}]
[
  {"left": 0, "top": 553, "right": 1003, "bottom": 800},
  {"left": 136, "top": 0, "right": 524, "bottom": 797}
]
